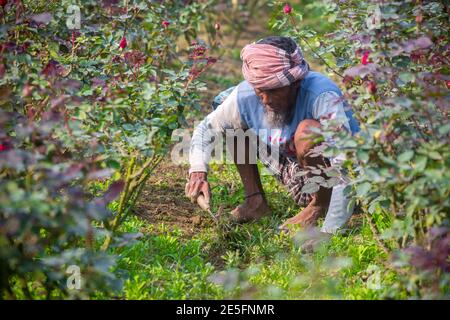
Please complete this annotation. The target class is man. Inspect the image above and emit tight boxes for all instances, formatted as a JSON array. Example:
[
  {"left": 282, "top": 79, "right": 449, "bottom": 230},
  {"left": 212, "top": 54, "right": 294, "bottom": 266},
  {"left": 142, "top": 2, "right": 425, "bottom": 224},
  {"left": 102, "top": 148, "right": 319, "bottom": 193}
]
[{"left": 185, "top": 36, "right": 360, "bottom": 235}]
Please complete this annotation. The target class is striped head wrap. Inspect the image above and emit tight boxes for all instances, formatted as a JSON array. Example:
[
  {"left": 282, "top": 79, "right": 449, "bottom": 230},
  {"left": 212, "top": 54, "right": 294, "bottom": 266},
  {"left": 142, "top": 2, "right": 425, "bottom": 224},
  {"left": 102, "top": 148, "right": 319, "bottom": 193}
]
[{"left": 240, "top": 43, "right": 309, "bottom": 90}]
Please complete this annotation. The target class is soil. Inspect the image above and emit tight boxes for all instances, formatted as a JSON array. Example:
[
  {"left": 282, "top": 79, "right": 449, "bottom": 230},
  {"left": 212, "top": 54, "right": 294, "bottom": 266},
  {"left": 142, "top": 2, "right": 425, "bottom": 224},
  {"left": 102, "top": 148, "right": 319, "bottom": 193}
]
[{"left": 133, "top": 161, "right": 207, "bottom": 237}]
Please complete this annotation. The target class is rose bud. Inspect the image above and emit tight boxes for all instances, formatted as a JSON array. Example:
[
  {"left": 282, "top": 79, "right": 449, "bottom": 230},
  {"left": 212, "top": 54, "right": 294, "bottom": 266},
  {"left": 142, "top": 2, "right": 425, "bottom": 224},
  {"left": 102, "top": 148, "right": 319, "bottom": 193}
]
[
  {"left": 22, "top": 84, "right": 33, "bottom": 97},
  {"left": 355, "top": 48, "right": 364, "bottom": 57},
  {"left": 214, "top": 22, "right": 220, "bottom": 31},
  {"left": 283, "top": 4, "right": 292, "bottom": 14},
  {"left": 162, "top": 21, "right": 170, "bottom": 28},
  {"left": 415, "top": 14, "right": 423, "bottom": 24},
  {"left": 0, "top": 141, "right": 12, "bottom": 152},
  {"left": 361, "top": 51, "right": 370, "bottom": 65},
  {"left": 119, "top": 36, "right": 127, "bottom": 49},
  {"left": 367, "top": 81, "right": 377, "bottom": 94}
]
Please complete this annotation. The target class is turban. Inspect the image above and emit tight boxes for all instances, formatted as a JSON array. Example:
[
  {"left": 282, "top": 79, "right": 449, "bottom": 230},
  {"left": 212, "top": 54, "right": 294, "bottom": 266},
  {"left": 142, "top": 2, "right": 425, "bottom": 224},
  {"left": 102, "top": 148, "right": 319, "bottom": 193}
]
[{"left": 240, "top": 43, "right": 310, "bottom": 90}]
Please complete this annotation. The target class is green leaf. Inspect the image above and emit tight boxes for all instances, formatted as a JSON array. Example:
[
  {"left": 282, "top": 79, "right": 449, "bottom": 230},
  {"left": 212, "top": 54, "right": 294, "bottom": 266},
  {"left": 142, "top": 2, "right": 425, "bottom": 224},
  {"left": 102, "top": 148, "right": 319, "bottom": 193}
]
[
  {"left": 323, "top": 177, "right": 341, "bottom": 188},
  {"left": 398, "top": 150, "right": 414, "bottom": 162},
  {"left": 106, "top": 159, "right": 121, "bottom": 170},
  {"left": 414, "top": 155, "right": 427, "bottom": 171},
  {"left": 347, "top": 197, "right": 356, "bottom": 214},
  {"left": 356, "top": 182, "right": 372, "bottom": 197},
  {"left": 309, "top": 176, "right": 325, "bottom": 184},
  {"left": 357, "top": 149, "right": 369, "bottom": 163},
  {"left": 301, "top": 183, "right": 320, "bottom": 194},
  {"left": 438, "top": 123, "right": 450, "bottom": 135},
  {"left": 398, "top": 72, "right": 415, "bottom": 84},
  {"left": 428, "top": 151, "right": 442, "bottom": 160}
]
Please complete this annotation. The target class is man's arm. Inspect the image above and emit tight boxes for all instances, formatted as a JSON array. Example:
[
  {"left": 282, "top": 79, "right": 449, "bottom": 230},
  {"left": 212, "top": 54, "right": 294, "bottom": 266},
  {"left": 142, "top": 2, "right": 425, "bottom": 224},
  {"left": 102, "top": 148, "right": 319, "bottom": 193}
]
[
  {"left": 186, "top": 86, "right": 245, "bottom": 203},
  {"left": 189, "top": 86, "right": 244, "bottom": 174}
]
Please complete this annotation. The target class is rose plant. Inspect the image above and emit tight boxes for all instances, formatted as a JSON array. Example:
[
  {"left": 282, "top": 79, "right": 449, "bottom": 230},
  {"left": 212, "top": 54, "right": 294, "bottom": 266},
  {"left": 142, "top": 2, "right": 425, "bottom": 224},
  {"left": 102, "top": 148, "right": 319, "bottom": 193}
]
[
  {"left": 271, "top": 0, "right": 449, "bottom": 298},
  {"left": 0, "top": 0, "right": 219, "bottom": 298}
]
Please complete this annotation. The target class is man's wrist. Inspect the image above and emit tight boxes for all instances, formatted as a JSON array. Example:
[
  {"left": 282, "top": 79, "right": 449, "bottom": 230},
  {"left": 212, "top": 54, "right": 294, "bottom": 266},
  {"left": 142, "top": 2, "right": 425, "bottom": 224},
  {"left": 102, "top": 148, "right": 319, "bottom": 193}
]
[{"left": 189, "top": 171, "right": 207, "bottom": 179}]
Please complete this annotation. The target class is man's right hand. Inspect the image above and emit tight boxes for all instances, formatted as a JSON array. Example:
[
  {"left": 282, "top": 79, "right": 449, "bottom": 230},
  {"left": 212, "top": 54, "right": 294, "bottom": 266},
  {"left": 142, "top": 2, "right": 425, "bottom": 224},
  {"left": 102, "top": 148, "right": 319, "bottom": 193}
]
[{"left": 185, "top": 171, "right": 211, "bottom": 205}]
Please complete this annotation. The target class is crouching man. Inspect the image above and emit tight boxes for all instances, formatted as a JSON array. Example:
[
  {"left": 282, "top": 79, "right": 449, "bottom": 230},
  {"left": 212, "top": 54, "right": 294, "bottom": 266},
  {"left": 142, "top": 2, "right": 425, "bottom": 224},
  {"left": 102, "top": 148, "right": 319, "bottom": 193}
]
[{"left": 185, "top": 36, "right": 360, "bottom": 239}]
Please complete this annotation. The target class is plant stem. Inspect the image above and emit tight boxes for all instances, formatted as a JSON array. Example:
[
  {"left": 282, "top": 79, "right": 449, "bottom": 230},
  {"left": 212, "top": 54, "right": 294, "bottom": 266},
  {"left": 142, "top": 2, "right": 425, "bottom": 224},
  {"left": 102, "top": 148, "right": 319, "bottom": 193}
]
[
  {"left": 101, "top": 156, "right": 136, "bottom": 251},
  {"left": 288, "top": 16, "right": 344, "bottom": 78},
  {"left": 365, "top": 212, "right": 390, "bottom": 255}
]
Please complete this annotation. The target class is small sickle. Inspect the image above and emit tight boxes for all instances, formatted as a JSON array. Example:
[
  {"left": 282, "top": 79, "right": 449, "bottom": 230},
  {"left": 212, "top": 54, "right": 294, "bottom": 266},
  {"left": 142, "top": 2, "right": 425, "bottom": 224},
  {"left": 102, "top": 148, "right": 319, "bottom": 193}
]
[{"left": 196, "top": 194, "right": 221, "bottom": 222}]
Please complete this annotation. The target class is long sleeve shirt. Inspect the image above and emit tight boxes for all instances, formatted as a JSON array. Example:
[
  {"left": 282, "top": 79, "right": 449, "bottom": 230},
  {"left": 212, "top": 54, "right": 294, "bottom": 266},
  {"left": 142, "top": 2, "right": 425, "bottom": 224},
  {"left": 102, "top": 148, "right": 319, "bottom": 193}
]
[{"left": 189, "top": 86, "right": 353, "bottom": 233}]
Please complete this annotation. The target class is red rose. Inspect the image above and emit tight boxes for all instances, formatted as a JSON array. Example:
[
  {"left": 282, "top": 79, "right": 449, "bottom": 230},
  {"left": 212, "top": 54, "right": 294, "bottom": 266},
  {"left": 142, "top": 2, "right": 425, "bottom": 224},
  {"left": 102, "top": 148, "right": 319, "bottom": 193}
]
[
  {"left": 446, "top": 81, "right": 450, "bottom": 90},
  {"left": 283, "top": 4, "right": 292, "bottom": 14},
  {"left": 0, "top": 0, "right": 7, "bottom": 8},
  {"left": 119, "top": 36, "right": 127, "bottom": 49},
  {"left": 162, "top": 21, "right": 170, "bottom": 28},
  {"left": 0, "top": 141, "right": 12, "bottom": 152},
  {"left": 361, "top": 51, "right": 370, "bottom": 65},
  {"left": 415, "top": 14, "right": 423, "bottom": 24},
  {"left": 367, "top": 81, "right": 377, "bottom": 94}
]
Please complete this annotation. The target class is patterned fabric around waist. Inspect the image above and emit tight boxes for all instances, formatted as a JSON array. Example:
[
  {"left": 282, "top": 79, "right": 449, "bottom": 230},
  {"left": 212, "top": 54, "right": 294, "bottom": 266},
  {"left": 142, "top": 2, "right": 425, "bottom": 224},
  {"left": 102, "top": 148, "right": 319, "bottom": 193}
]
[{"left": 258, "top": 146, "right": 313, "bottom": 208}]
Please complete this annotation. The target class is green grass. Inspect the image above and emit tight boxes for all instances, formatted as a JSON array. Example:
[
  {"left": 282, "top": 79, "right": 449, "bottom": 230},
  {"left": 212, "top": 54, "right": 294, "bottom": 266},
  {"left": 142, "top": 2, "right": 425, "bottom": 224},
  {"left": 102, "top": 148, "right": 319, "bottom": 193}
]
[
  {"left": 109, "top": 220, "right": 222, "bottom": 299},
  {"left": 108, "top": 162, "right": 397, "bottom": 299}
]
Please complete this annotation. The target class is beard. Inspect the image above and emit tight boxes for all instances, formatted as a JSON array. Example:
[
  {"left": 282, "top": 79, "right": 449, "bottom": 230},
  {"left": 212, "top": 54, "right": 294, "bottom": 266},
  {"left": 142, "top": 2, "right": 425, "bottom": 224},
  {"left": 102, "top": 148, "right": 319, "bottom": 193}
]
[{"left": 264, "top": 106, "right": 294, "bottom": 128}]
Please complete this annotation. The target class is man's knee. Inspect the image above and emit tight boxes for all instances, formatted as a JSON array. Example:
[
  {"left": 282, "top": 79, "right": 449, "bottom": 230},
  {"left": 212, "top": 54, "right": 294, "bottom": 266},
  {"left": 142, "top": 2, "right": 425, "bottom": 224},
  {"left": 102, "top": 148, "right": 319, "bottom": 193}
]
[{"left": 294, "top": 119, "right": 322, "bottom": 162}]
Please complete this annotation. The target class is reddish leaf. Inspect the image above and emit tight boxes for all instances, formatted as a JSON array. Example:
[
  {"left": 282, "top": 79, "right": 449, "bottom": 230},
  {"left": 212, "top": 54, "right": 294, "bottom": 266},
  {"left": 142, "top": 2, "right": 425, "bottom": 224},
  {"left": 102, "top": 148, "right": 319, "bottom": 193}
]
[
  {"left": 344, "top": 63, "right": 378, "bottom": 78},
  {"left": 102, "top": 180, "right": 125, "bottom": 203}
]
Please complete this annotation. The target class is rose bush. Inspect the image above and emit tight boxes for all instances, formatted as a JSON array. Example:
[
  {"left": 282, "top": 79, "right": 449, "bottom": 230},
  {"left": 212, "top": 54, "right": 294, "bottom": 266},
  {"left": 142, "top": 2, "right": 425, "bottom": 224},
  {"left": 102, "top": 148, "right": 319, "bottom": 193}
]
[
  {"left": 0, "top": 0, "right": 219, "bottom": 298},
  {"left": 272, "top": 0, "right": 449, "bottom": 298}
]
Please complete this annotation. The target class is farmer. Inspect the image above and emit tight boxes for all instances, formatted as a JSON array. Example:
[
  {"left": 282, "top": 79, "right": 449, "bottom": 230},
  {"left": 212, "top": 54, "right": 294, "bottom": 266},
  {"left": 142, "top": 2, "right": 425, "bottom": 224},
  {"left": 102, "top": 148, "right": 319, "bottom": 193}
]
[{"left": 185, "top": 36, "right": 360, "bottom": 237}]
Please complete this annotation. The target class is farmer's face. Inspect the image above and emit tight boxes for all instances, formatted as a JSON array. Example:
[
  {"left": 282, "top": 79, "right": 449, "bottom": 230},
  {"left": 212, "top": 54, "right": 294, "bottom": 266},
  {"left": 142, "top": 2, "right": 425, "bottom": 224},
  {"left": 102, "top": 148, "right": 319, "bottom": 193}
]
[{"left": 254, "top": 81, "right": 300, "bottom": 127}]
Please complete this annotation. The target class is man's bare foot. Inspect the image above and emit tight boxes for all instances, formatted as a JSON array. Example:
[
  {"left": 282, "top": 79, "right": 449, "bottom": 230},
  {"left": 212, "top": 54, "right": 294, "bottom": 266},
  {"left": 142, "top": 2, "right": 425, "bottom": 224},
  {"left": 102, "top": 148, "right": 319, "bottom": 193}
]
[
  {"left": 230, "top": 194, "right": 271, "bottom": 223},
  {"left": 278, "top": 201, "right": 328, "bottom": 231}
]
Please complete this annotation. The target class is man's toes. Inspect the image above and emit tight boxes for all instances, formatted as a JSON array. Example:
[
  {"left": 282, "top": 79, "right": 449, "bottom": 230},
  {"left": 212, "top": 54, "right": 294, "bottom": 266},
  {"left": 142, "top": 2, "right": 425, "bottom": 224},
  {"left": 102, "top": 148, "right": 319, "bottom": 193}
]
[
  {"left": 230, "top": 207, "right": 243, "bottom": 221},
  {"left": 282, "top": 214, "right": 305, "bottom": 226}
]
